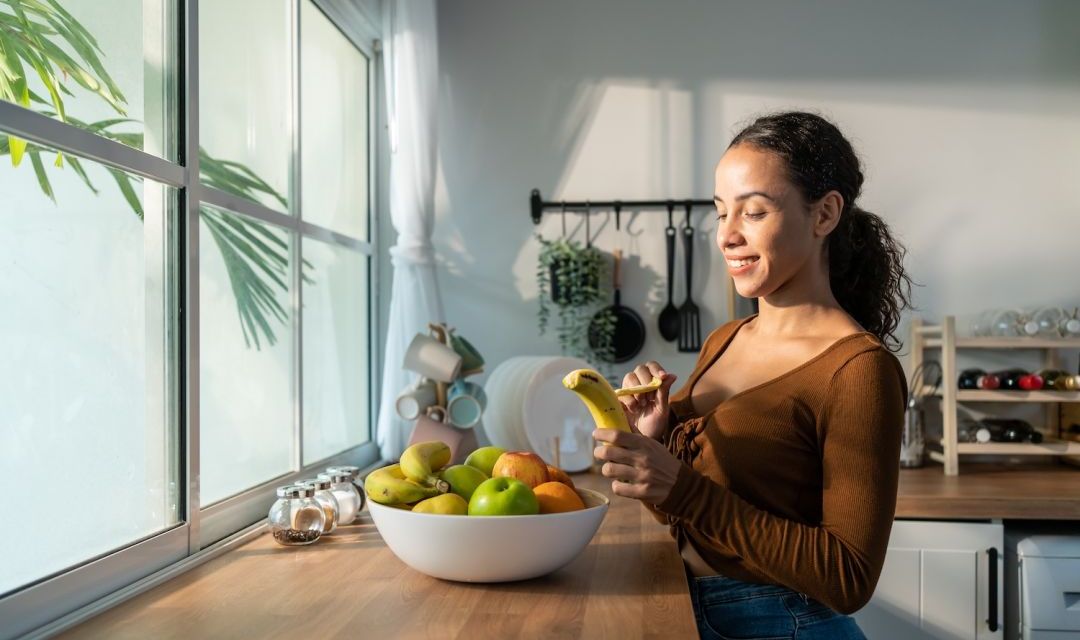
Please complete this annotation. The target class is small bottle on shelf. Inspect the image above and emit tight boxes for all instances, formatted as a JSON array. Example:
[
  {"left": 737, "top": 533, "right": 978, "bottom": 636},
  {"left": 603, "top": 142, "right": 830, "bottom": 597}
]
[
  {"left": 1037, "top": 369, "right": 1070, "bottom": 390},
  {"left": 989, "top": 368, "right": 1029, "bottom": 390},
  {"left": 1018, "top": 373, "right": 1045, "bottom": 391},
  {"left": 957, "top": 368, "right": 985, "bottom": 390}
]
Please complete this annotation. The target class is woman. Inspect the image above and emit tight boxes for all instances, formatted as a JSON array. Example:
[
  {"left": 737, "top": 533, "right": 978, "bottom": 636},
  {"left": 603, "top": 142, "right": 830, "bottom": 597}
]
[{"left": 592, "top": 111, "right": 913, "bottom": 640}]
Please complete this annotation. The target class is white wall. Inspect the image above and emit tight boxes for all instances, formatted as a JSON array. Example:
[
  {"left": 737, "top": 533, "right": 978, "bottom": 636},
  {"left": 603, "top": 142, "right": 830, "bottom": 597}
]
[{"left": 430, "top": 0, "right": 1080, "bottom": 407}]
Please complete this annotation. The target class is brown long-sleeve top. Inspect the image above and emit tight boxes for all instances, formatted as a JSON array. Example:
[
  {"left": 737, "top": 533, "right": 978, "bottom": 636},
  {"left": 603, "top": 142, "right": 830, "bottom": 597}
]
[{"left": 645, "top": 314, "right": 907, "bottom": 614}]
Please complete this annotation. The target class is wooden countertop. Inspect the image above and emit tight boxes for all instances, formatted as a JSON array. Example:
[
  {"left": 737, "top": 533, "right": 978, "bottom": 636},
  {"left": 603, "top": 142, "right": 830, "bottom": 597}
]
[
  {"left": 61, "top": 472, "right": 697, "bottom": 640},
  {"left": 60, "top": 462, "right": 1080, "bottom": 638},
  {"left": 895, "top": 462, "right": 1080, "bottom": 520}
]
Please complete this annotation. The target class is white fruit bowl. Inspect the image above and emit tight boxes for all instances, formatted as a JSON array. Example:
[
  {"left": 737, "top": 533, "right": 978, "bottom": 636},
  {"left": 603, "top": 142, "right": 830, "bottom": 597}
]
[{"left": 366, "top": 488, "right": 609, "bottom": 582}]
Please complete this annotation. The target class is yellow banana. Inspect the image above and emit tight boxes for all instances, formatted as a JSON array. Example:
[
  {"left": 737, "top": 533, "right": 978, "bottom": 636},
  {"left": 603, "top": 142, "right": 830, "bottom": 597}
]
[
  {"left": 364, "top": 464, "right": 447, "bottom": 505},
  {"left": 562, "top": 369, "right": 631, "bottom": 443},
  {"left": 399, "top": 440, "right": 453, "bottom": 487},
  {"left": 615, "top": 376, "right": 662, "bottom": 397}
]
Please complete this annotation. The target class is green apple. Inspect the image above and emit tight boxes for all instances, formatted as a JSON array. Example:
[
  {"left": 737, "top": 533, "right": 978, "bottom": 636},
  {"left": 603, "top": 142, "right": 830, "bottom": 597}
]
[
  {"left": 438, "top": 464, "right": 488, "bottom": 502},
  {"left": 464, "top": 446, "right": 506, "bottom": 477},
  {"left": 412, "top": 493, "right": 468, "bottom": 515},
  {"left": 468, "top": 477, "right": 539, "bottom": 516}
]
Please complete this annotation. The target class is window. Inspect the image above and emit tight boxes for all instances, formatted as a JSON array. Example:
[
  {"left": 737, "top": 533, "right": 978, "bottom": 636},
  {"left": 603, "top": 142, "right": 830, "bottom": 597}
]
[
  {"left": 0, "top": 143, "right": 181, "bottom": 596},
  {"left": 0, "top": 1, "right": 380, "bottom": 635}
]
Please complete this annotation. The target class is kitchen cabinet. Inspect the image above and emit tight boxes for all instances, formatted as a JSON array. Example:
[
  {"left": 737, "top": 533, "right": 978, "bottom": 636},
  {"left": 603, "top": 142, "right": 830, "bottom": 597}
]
[{"left": 855, "top": 520, "right": 1004, "bottom": 640}]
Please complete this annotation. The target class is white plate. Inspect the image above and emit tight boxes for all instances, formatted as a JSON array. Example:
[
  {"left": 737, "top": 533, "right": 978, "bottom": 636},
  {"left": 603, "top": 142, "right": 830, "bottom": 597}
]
[
  {"left": 484, "top": 357, "right": 539, "bottom": 451},
  {"left": 522, "top": 356, "right": 594, "bottom": 472}
]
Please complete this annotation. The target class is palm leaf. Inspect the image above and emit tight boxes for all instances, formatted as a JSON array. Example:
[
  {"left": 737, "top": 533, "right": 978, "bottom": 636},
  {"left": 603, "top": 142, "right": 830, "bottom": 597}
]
[{"left": 0, "top": 1, "right": 309, "bottom": 349}]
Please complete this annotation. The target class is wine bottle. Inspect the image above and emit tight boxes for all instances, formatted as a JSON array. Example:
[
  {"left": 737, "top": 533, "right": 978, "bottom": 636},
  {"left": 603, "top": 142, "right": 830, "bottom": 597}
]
[
  {"left": 990, "top": 368, "right": 1028, "bottom": 390},
  {"left": 1037, "top": 369, "right": 1070, "bottom": 390},
  {"left": 958, "top": 368, "right": 986, "bottom": 390}
]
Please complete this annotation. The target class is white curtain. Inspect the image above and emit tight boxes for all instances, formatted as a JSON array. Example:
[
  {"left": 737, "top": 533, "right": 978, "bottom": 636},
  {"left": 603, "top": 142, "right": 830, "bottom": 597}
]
[{"left": 376, "top": 0, "right": 445, "bottom": 461}]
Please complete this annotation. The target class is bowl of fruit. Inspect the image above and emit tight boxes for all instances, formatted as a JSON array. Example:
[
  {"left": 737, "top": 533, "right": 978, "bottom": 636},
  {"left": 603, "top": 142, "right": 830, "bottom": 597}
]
[{"left": 365, "top": 442, "right": 609, "bottom": 583}]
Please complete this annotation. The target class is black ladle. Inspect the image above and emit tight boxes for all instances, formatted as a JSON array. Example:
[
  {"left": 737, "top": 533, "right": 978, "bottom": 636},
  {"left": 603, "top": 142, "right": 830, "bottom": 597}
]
[{"left": 657, "top": 201, "right": 680, "bottom": 342}]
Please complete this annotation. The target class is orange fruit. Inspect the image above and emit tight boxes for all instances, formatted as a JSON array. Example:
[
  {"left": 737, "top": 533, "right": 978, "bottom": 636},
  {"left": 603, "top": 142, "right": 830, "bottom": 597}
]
[
  {"left": 546, "top": 465, "right": 575, "bottom": 489},
  {"left": 533, "top": 481, "right": 585, "bottom": 514}
]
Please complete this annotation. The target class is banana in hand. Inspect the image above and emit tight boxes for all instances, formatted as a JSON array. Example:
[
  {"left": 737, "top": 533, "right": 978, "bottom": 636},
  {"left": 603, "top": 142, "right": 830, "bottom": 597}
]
[
  {"left": 399, "top": 441, "right": 453, "bottom": 488},
  {"left": 364, "top": 463, "right": 448, "bottom": 505},
  {"left": 562, "top": 369, "right": 631, "bottom": 442}
]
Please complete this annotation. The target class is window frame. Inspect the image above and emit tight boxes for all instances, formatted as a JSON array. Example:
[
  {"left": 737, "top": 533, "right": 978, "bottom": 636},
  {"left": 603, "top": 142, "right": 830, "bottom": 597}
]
[{"left": 0, "top": 1, "right": 383, "bottom": 636}]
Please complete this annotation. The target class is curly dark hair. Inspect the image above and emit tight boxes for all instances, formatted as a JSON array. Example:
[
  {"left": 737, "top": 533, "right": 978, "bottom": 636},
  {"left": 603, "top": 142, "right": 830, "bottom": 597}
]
[{"left": 729, "top": 111, "right": 914, "bottom": 352}]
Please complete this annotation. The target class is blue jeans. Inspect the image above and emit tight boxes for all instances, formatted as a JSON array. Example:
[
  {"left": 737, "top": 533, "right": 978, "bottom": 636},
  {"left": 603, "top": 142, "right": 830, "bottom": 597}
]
[{"left": 687, "top": 573, "right": 866, "bottom": 640}]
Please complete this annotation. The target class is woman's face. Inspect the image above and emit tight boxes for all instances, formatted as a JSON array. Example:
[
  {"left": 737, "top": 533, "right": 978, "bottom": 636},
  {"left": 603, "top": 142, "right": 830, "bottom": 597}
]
[{"left": 713, "top": 144, "right": 824, "bottom": 300}]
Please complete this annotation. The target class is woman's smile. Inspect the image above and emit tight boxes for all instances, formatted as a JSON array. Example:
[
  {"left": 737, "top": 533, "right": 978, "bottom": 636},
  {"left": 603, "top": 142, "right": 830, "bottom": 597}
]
[{"left": 726, "top": 255, "right": 760, "bottom": 275}]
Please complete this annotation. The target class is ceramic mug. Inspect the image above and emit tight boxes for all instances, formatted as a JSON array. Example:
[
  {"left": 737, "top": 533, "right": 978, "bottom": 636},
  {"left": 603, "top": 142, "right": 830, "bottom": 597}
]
[
  {"left": 403, "top": 333, "right": 462, "bottom": 383},
  {"left": 446, "top": 380, "right": 487, "bottom": 429},
  {"left": 395, "top": 377, "right": 437, "bottom": 420}
]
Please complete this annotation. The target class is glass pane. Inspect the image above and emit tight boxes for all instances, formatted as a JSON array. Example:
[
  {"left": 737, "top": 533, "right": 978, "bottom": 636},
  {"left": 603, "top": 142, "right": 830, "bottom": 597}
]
[
  {"left": 0, "top": 0, "right": 177, "bottom": 159},
  {"left": 303, "top": 239, "right": 369, "bottom": 463},
  {"left": 199, "top": 0, "right": 290, "bottom": 212},
  {"left": 199, "top": 206, "right": 293, "bottom": 505},
  {"left": 0, "top": 133, "right": 178, "bottom": 594},
  {"left": 301, "top": 1, "right": 369, "bottom": 240}
]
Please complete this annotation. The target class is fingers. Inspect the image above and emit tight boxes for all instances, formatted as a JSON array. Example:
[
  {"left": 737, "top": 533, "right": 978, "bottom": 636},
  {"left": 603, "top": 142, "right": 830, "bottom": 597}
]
[
  {"left": 592, "top": 428, "right": 642, "bottom": 450},
  {"left": 593, "top": 440, "right": 638, "bottom": 465},
  {"left": 600, "top": 461, "right": 639, "bottom": 484},
  {"left": 611, "top": 479, "right": 647, "bottom": 499}
]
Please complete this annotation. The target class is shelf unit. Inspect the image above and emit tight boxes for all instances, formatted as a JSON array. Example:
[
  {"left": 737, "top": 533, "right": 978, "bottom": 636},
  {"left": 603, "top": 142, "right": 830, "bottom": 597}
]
[{"left": 911, "top": 316, "right": 1080, "bottom": 475}]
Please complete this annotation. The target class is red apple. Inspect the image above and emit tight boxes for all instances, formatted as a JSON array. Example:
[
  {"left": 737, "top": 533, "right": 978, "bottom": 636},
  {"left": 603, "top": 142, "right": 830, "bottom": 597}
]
[{"left": 492, "top": 451, "right": 549, "bottom": 489}]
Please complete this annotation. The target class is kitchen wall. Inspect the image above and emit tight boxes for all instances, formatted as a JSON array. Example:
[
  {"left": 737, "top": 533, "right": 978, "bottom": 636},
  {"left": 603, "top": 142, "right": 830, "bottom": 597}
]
[{"left": 383, "top": 0, "right": 1080, "bottom": 441}]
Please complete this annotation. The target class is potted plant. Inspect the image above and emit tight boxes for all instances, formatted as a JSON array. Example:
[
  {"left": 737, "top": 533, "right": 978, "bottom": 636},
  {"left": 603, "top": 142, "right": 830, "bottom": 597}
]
[{"left": 535, "top": 235, "right": 615, "bottom": 366}]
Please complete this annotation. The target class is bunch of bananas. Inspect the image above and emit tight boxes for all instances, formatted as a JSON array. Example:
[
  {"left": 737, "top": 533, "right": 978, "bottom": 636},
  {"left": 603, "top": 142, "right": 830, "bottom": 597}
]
[
  {"left": 562, "top": 369, "right": 660, "bottom": 441},
  {"left": 364, "top": 441, "right": 452, "bottom": 509}
]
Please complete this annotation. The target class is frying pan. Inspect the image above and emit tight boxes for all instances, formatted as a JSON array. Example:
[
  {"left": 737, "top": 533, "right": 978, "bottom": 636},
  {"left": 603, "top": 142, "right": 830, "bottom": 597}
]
[{"left": 589, "top": 249, "right": 645, "bottom": 363}]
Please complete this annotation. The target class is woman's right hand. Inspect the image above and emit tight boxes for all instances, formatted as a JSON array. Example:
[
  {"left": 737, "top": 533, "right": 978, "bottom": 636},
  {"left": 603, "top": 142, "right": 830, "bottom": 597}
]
[{"left": 619, "top": 361, "right": 678, "bottom": 441}]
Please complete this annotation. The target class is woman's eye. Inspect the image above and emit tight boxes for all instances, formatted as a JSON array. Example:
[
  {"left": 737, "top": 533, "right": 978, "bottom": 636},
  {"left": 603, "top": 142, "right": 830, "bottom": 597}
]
[{"left": 746, "top": 212, "right": 767, "bottom": 219}]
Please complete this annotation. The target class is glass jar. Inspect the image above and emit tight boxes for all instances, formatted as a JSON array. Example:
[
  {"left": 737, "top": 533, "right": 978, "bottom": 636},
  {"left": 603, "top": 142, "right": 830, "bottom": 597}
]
[
  {"left": 326, "top": 465, "right": 366, "bottom": 513},
  {"left": 318, "top": 471, "right": 361, "bottom": 524},
  {"left": 1060, "top": 308, "right": 1080, "bottom": 338},
  {"left": 1027, "top": 306, "right": 1066, "bottom": 338},
  {"left": 300, "top": 478, "right": 339, "bottom": 533},
  {"left": 268, "top": 485, "right": 325, "bottom": 546},
  {"left": 990, "top": 309, "right": 1024, "bottom": 337}
]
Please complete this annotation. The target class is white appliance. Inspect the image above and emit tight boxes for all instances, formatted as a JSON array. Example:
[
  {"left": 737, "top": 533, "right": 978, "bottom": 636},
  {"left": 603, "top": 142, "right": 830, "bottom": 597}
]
[{"left": 1017, "top": 536, "right": 1080, "bottom": 639}]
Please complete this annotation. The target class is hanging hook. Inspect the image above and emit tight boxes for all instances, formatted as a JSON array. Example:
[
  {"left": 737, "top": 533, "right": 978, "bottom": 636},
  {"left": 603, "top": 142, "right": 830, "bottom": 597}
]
[
  {"left": 560, "top": 202, "right": 567, "bottom": 239},
  {"left": 684, "top": 200, "right": 693, "bottom": 227},
  {"left": 614, "top": 200, "right": 622, "bottom": 232},
  {"left": 585, "top": 200, "right": 592, "bottom": 248},
  {"left": 666, "top": 200, "right": 675, "bottom": 228}
]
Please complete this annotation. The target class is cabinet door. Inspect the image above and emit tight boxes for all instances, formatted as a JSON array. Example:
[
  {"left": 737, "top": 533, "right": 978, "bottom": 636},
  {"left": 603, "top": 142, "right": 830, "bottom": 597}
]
[{"left": 853, "top": 520, "right": 1003, "bottom": 640}]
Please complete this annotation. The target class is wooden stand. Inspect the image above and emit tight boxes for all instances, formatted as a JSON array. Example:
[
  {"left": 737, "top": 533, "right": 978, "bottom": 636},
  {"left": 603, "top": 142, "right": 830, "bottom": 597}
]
[
  {"left": 912, "top": 315, "right": 1080, "bottom": 475},
  {"left": 405, "top": 322, "right": 482, "bottom": 463}
]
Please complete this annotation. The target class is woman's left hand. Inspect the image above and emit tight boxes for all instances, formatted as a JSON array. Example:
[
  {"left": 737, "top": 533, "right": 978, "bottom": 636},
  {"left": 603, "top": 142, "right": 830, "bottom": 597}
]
[{"left": 592, "top": 428, "right": 683, "bottom": 503}]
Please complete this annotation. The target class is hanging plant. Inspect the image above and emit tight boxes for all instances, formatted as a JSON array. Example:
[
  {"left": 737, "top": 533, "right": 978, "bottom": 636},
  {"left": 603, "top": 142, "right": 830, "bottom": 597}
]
[{"left": 535, "top": 234, "right": 615, "bottom": 366}]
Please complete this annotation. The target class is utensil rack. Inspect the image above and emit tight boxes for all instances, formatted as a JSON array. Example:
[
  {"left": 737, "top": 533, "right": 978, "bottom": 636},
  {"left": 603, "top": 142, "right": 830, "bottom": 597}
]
[
  {"left": 529, "top": 188, "right": 752, "bottom": 324},
  {"left": 529, "top": 188, "right": 713, "bottom": 228}
]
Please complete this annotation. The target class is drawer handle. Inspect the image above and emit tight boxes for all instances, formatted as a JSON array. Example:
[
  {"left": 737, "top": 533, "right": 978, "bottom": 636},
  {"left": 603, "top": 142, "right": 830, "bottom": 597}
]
[{"left": 987, "top": 547, "right": 999, "bottom": 632}]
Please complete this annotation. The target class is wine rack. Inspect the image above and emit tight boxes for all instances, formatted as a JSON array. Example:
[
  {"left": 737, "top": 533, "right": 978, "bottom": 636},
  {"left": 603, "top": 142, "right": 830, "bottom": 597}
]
[{"left": 911, "top": 315, "right": 1080, "bottom": 475}]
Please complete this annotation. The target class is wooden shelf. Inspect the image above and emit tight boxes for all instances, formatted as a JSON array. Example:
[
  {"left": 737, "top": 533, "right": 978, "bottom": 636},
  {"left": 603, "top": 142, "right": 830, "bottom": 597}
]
[
  {"left": 955, "top": 437, "right": 1080, "bottom": 456},
  {"left": 912, "top": 315, "right": 1079, "bottom": 476},
  {"left": 921, "top": 388, "right": 1080, "bottom": 403},
  {"left": 922, "top": 336, "right": 1080, "bottom": 349}
]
